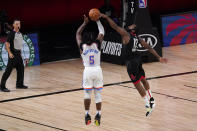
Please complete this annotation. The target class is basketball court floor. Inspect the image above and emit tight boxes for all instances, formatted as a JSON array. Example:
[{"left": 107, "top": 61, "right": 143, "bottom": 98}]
[{"left": 0, "top": 44, "right": 197, "bottom": 131}]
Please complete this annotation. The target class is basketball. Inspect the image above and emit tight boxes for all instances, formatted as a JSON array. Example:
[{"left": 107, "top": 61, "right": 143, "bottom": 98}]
[{"left": 89, "top": 8, "right": 100, "bottom": 21}]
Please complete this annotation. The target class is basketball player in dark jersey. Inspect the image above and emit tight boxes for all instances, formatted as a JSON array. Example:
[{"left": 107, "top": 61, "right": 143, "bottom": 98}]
[{"left": 101, "top": 14, "right": 167, "bottom": 116}]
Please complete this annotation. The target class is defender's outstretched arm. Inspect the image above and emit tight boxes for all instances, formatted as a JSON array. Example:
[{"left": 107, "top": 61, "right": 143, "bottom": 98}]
[
  {"left": 101, "top": 14, "right": 130, "bottom": 44},
  {"left": 139, "top": 39, "right": 167, "bottom": 63}
]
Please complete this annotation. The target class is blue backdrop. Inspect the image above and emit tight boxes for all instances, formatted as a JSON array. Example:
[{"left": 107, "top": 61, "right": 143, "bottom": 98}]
[{"left": 161, "top": 11, "right": 197, "bottom": 47}]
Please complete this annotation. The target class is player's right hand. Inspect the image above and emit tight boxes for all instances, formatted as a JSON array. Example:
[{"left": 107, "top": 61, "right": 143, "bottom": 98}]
[
  {"left": 159, "top": 57, "right": 168, "bottom": 63},
  {"left": 83, "top": 15, "right": 89, "bottom": 24},
  {"left": 100, "top": 13, "right": 107, "bottom": 19},
  {"left": 9, "top": 53, "right": 14, "bottom": 59}
]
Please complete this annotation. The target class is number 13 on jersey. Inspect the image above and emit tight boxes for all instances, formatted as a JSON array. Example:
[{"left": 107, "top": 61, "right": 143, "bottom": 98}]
[{"left": 89, "top": 55, "right": 94, "bottom": 65}]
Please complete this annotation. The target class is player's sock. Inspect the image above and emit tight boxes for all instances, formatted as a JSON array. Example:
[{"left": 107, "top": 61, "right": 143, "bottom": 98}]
[
  {"left": 96, "top": 110, "right": 101, "bottom": 115},
  {"left": 147, "top": 90, "right": 155, "bottom": 109},
  {"left": 85, "top": 110, "right": 89, "bottom": 116},
  {"left": 143, "top": 95, "right": 149, "bottom": 107},
  {"left": 147, "top": 90, "right": 153, "bottom": 99}
]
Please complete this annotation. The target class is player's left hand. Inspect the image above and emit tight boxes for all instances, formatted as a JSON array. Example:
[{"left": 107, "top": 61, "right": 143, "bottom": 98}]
[
  {"left": 83, "top": 15, "right": 89, "bottom": 24},
  {"left": 159, "top": 57, "right": 168, "bottom": 63}
]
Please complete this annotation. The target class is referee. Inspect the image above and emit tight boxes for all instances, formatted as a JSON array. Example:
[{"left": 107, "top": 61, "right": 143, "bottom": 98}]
[{"left": 0, "top": 19, "right": 28, "bottom": 92}]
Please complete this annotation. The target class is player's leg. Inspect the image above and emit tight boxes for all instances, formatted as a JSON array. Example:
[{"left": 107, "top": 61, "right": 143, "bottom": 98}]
[
  {"left": 127, "top": 60, "right": 147, "bottom": 100},
  {"left": 133, "top": 81, "right": 151, "bottom": 116},
  {"left": 140, "top": 65, "right": 155, "bottom": 110},
  {"left": 84, "top": 89, "right": 92, "bottom": 125},
  {"left": 94, "top": 89, "right": 102, "bottom": 114},
  {"left": 93, "top": 67, "right": 103, "bottom": 126},
  {"left": 133, "top": 76, "right": 149, "bottom": 108},
  {"left": 137, "top": 64, "right": 155, "bottom": 116},
  {"left": 83, "top": 68, "right": 93, "bottom": 125},
  {"left": 139, "top": 65, "right": 152, "bottom": 99},
  {"left": 84, "top": 90, "right": 92, "bottom": 112},
  {"left": 127, "top": 60, "right": 151, "bottom": 116},
  {"left": 141, "top": 78, "right": 152, "bottom": 99},
  {"left": 94, "top": 89, "right": 102, "bottom": 126},
  {"left": 141, "top": 78, "right": 155, "bottom": 110}
]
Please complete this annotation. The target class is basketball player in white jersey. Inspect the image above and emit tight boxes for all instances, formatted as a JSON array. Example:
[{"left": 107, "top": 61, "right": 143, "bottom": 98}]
[{"left": 76, "top": 15, "right": 104, "bottom": 126}]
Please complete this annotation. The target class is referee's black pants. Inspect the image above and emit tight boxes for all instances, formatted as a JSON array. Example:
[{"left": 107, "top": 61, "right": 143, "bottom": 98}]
[{"left": 1, "top": 51, "right": 24, "bottom": 87}]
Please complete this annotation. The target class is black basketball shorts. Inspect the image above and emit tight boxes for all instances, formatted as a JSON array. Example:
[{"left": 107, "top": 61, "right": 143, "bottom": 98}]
[{"left": 126, "top": 58, "right": 145, "bottom": 85}]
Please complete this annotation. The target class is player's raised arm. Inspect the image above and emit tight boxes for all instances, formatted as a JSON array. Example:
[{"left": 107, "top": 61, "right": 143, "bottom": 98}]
[
  {"left": 139, "top": 38, "right": 168, "bottom": 63},
  {"left": 76, "top": 15, "right": 89, "bottom": 47},
  {"left": 100, "top": 13, "right": 130, "bottom": 44},
  {"left": 96, "top": 20, "right": 105, "bottom": 43}
]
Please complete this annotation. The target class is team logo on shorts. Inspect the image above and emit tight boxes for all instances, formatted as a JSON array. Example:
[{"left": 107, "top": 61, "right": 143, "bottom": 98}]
[
  {"left": 0, "top": 35, "right": 35, "bottom": 69},
  {"left": 139, "top": 0, "right": 147, "bottom": 8}
]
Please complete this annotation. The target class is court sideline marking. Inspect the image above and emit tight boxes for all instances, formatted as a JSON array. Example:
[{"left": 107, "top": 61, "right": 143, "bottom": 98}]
[
  {"left": 0, "top": 70, "right": 197, "bottom": 130},
  {"left": 118, "top": 84, "right": 197, "bottom": 103},
  {"left": 0, "top": 113, "right": 67, "bottom": 131},
  {"left": 184, "top": 85, "right": 197, "bottom": 89}
]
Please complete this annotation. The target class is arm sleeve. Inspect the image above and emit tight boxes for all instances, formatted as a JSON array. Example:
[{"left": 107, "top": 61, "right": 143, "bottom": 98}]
[{"left": 96, "top": 20, "right": 105, "bottom": 35}]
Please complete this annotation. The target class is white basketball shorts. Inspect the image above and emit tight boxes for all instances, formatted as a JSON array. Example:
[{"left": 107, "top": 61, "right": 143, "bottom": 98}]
[{"left": 82, "top": 66, "right": 103, "bottom": 90}]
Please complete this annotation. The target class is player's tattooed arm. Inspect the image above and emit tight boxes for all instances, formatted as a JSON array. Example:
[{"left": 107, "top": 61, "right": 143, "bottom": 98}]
[
  {"left": 76, "top": 15, "right": 89, "bottom": 47},
  {"left": 100, "top": 13, "right": 130, "bottom": 45},
  {"left": 139, "top": 38, "right": 168, "bottom": 63}
]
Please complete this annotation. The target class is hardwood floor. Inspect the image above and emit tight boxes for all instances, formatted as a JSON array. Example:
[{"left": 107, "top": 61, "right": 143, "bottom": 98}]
[{"left": 0, "top": 43, "right": 197, "bottom": 131}]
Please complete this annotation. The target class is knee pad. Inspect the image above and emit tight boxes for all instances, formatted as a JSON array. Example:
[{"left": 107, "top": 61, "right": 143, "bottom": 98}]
[
  {"left": 94, "top": 89, "right": 102, "bottom": 103},
  {"left": 84, "top": 90, "right": 92, "bottom": 99}
]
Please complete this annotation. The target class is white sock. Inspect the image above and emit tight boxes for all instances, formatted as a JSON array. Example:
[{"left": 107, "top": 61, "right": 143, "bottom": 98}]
[
  {"left": 147, "top": 90, "right": 153, "bottom": 99},
  {"left": 85, "top": 110, "right": 89, "bottom": 115},
  {"left": 97, "top": 110, "right": 101, "bottom": 115},
  {"left": 144, "top": 96, "right": 149, "bottom": 107}
]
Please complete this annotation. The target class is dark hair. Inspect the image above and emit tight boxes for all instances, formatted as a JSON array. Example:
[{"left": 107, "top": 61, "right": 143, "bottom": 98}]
[
  {"left": 82, "top": 31, "right": 97, "bottom": 44},
  {"left": 13, "top": 19, "right": 20, "bottom": 24},
  {"left": 82, "top": 21, "right": 98, "bottom": 43}
]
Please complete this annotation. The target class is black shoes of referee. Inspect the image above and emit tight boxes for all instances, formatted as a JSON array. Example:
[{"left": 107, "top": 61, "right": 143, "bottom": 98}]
[
  {"left": 0, "top": 85, "right": 28, "bottom": 92},
  {"left": 16, "top": 85, "right": 28, "bottom": 89},
  {"left": 0, "top": 85, "right": 10, "bottom": 92}
]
